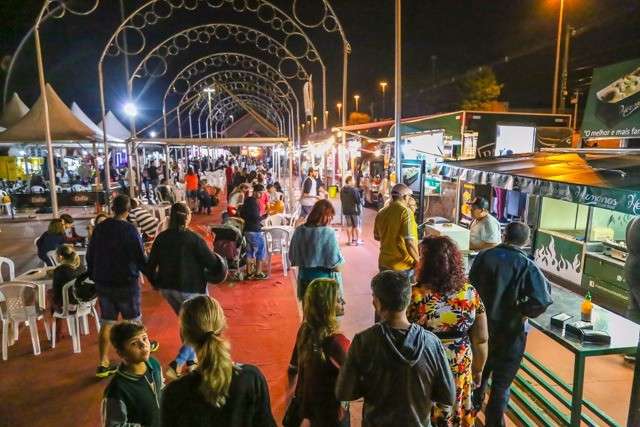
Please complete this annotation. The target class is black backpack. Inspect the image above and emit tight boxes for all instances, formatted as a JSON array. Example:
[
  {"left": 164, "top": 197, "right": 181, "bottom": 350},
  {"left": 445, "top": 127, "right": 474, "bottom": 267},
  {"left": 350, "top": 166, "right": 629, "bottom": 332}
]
[{"left": 72, "top": 272, "right": 97, "bottom": 303}]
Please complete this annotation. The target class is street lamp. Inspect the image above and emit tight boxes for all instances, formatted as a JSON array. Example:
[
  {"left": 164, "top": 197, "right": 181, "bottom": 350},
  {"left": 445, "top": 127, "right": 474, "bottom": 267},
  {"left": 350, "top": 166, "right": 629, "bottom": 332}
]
[
  {"left": 149, "top": 131, "right": 157, "bottom": 138},
  {"left": 552, "top": 0, "right": 565, "bottom": 114},
  {"left": 123, "top": 102, "right": 138, "bottom": 117},
  {"left": 354, "top": 94, "right": 360, "bottom": 112},
  {"left": 204, "top": 87, "right": 214, "bottom": 138},
  {"left": 380, "top": 81, "right": 388, "bottom": 119},
  {"left": 336, "top": 102, "right": 342, "bottom": 121}
]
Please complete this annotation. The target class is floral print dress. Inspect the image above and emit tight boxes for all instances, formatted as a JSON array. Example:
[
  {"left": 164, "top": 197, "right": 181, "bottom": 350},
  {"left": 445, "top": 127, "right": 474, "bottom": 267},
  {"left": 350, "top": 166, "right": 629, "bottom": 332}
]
[{"left": 407, "top": 283, "right": 485, "bottom": 427}]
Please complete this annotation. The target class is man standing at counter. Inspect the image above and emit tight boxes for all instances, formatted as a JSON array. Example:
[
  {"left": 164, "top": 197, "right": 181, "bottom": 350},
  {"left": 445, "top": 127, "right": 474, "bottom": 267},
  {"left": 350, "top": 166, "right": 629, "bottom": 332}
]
[
  {"left": 468, "top": 196, "right": 502, "bottom": 251},
  {"left": 470, "top": 222, "right": 552, "bottom": 426}
]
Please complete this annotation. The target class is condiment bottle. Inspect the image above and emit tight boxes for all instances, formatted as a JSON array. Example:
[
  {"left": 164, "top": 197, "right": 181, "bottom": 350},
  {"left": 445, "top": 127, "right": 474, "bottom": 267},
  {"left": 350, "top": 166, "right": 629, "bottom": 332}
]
[{"left": 581, "top": 291, "right": 593, "bottom": 322}]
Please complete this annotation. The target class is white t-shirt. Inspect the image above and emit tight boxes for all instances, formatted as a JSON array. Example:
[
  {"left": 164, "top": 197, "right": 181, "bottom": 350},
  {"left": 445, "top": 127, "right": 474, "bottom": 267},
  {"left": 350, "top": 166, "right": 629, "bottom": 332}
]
[
  {"left": 470, "top": 214, "right": 502, "bottom": 248},
  {"left": 301, "top": 177, "right": 319, "bottom": 207}
]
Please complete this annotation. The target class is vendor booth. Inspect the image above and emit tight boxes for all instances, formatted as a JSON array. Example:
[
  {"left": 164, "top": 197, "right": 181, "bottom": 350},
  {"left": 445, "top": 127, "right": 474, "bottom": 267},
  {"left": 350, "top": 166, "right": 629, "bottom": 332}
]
[{"left": 435, "top": 150, "right": 640, "bottom": 312}]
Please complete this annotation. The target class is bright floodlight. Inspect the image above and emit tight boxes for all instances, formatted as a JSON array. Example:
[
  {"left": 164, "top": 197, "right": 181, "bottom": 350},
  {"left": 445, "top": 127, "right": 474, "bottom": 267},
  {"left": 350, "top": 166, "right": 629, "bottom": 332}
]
[
  {"left": 149, "top": 131, "right": 157, "bottom": 138},
  {"left": 203, "top": 87, "right": 215, "bottom": 93},
  {"left": 123, "top": 102, "right": 138, "bottom": 117}
]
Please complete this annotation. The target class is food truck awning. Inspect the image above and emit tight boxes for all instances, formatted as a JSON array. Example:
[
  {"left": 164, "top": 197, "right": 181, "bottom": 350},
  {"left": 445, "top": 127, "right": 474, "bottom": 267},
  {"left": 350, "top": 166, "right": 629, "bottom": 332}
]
[{"left": 435, "top": 151, "right": 640, "bottom": 215}]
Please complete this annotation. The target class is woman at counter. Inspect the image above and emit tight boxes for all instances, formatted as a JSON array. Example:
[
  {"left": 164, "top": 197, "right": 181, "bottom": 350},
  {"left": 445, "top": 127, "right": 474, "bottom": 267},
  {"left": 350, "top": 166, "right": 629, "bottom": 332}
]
[{"left": 37, "top": 219, "right": 66, "bottom": 266}]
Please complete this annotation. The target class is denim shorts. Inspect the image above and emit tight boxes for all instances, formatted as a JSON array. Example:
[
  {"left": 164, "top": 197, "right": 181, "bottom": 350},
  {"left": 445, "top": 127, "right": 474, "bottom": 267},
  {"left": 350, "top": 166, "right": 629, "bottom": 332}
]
[
  {"left": 97, "top": 291, "right": 141, "bottom": 324},
  {"left": 245, "top": 231, "right": 267, "bottom": 261}
]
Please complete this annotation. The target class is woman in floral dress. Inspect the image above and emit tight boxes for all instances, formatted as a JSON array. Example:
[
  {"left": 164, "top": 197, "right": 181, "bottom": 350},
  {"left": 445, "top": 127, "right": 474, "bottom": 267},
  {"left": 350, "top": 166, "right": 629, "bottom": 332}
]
[{"left": 407, "top": 236, "right": 489, "bottom": 427}]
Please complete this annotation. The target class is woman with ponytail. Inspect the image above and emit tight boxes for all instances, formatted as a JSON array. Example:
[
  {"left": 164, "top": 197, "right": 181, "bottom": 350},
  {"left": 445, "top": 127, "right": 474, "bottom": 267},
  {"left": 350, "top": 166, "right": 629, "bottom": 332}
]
[
  {"left": 145, "top": 203, "right": 227, "bottom": 380},
  {"left": 161, "top": 295, "right": 276, "bottom": 427},
  {"left": 285, "top": 279, "right": 351, "bottom": 427}
]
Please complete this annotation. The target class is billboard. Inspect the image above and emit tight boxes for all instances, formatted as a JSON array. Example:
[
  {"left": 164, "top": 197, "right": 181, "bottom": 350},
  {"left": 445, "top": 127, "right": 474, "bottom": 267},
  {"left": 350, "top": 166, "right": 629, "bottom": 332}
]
[{"left": 581, "top": 58, "right": 640, "bottom": 139}]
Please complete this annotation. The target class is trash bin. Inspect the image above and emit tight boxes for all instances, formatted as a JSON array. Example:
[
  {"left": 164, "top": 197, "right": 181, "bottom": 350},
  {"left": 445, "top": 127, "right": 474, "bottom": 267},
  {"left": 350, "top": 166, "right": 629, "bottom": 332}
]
[{"left": 328, "top": 185, "right": 338, "bottom": 199}]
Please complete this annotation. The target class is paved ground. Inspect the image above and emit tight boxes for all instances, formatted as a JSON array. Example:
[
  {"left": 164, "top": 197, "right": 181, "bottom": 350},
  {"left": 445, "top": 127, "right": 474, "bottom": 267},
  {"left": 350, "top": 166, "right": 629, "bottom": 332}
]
[{"left": 0, "top": 200, "right": 635, "bottom": 426}]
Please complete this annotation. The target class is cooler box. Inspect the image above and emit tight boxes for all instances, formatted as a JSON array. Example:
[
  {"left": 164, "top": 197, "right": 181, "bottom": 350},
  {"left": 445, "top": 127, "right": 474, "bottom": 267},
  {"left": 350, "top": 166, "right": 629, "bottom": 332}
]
[{"left": 424, "top": 223, "right": 470, "bottom": 251}]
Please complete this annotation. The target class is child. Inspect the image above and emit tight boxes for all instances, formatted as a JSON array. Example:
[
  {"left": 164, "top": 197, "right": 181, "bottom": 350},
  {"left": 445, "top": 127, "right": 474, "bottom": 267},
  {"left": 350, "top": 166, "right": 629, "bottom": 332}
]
[
  {"left": 101, "top": 322, "right": 163, "bottom": 427},
  {"left": 50, "top": 244, "right": 86, "bottom": 341}
]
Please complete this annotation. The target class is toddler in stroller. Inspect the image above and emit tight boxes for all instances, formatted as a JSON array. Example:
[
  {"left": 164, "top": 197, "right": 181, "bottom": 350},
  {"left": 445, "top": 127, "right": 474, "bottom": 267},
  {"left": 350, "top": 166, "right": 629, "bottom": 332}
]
[{"left": 211, "top": 220, "right": 246, "bottom": 281}]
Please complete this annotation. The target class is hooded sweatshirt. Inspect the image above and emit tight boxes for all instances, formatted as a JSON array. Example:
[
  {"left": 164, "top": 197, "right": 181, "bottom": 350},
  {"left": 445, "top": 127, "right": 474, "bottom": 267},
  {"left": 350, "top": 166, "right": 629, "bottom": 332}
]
[{"left": 336, "top": 322, "right": 455, "bottom": 427}]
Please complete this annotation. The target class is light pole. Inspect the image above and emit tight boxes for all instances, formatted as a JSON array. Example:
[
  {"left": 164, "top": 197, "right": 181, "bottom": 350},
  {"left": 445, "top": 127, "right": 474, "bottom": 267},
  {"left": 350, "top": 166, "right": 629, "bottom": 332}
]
[
  {"left": 380, "top": 81, "right": 388, "bottom": 119},
  {"left": 123, "top": 102, "right": 138, "bottom": 197},
  {"left": 336, "top": 102, "right": 342, "bottom": 122},
  {"left": 394, "top": 0, "right": 402, "bottom": 183},
  {"left": 204, "top": 87, "right": 214, "bottom": 139},
  {"left": 552, "top": 0, "right": 565, "bottom": 114},
  {"left": 354, "top": 94, "right": 360, "bottom": 112},
  {"left": 560, "top": 25, "right": 575, "bottom": 112}
]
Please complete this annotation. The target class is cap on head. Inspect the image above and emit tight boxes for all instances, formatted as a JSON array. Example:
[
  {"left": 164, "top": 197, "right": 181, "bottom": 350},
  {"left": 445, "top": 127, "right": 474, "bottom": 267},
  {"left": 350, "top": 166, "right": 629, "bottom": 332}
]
[{"left": 469, "top": 196, "right": 489, "bottom": 211}]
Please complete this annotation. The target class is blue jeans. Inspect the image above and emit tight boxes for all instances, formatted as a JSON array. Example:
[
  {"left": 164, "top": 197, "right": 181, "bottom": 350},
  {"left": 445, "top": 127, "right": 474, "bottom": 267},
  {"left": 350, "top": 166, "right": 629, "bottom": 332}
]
[
  {"left": 472, "top": 331, "right": 527, "bottom": 427},
  {"left": 160, "top": 289, "right": 205, "bottom": 365}
]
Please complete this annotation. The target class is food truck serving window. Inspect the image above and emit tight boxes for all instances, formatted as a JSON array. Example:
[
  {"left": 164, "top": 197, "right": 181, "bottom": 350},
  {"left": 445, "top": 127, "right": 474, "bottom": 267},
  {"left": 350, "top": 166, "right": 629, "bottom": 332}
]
[
  {"left": 588, "top": 206, "right": 635, "bottom": 243},
  {"left": 539, "top": 197, "right": 588, "bottom": 240},
  {"left": 495, "top": 125, "right": 536, "bottom": 156}
]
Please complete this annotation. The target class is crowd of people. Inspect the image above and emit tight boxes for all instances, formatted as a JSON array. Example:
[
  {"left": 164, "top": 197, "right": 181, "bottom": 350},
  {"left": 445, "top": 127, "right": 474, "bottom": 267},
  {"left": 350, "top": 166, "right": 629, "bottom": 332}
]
[{"left": 30, "top": 154, "right": 556, "bottom": 427}]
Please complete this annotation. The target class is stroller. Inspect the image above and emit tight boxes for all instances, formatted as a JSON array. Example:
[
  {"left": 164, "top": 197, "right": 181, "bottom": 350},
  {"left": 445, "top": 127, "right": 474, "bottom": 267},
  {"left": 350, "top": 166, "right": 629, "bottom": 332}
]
[{"left": 211, "top": 220, "right": 246, "bottom": 282}]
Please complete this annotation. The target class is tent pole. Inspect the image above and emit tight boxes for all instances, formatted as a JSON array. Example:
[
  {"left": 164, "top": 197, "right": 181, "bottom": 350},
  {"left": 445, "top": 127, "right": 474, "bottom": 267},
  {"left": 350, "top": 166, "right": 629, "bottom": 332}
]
[{"left": 33, "top": 2, "right": 58, "bottom": 218}]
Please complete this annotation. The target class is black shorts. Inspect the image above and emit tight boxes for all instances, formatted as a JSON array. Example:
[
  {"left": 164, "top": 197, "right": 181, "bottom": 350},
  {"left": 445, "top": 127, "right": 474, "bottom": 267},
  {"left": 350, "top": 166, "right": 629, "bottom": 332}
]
[
  {"left": 344, "top": 214, "right": 361, "bottom": 228},
  {"left": 97, "top": 289, "right": 141, "bottom": 324}
]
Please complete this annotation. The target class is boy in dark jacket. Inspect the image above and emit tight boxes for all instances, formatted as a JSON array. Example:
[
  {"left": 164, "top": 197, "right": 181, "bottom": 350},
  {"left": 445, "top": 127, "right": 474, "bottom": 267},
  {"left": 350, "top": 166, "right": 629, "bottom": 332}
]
[
  {"left": 336, "top": 271, "right": 456, "bottom": 427},
  {"left": 102, "top": 322, "right": 163, "bottom": 427},
  {"left": 239, "top": 184, "right": 268, "bottom": 280}
]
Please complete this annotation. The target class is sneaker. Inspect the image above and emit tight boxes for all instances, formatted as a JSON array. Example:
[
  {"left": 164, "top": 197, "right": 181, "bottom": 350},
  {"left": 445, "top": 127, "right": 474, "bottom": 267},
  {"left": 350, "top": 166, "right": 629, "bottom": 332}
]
[
  {"left": 346, "top": 241, "right": 353, "bottom": 246},
  {"left": 186, "top": 360, "right": 198, "bottom": 373},
  {"left": 246, "top": 273, "right": 256, "bottom": 281},
  {"left": 253, "top": 272, "right": 268, "bottom": 280},
  {"left": 357, "top": 240, "right": 365, "bottom": 246},
  {"left": 150, "top": 340, "right": 160, "bottom": 352},
  {"left": 165, "top": 361, "right": 181, "bottom": 381},
  {"left": 624, "top": 354, "right": 636, "bottom": 363},
  {"left": 96, "top": 364, "right": 118, "bottom": 378}
]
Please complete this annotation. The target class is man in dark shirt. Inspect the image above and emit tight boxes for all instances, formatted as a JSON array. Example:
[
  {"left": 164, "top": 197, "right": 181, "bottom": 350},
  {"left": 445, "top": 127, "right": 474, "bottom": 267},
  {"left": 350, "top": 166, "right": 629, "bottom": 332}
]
[
  {"left": 87, "top": 195, "right": 151, "bottom": 378},
  {"left": 340, "top": 176, "right": 363, "bottom": 246},
  {"left": 239, "top": 184, "right": 268, "bottom": 280},
  {"left": 336, "top": 271, "right": 456, "bottom": 427},
  {"left": 470, "top": 222, "right": 551, "bottom": 426}
]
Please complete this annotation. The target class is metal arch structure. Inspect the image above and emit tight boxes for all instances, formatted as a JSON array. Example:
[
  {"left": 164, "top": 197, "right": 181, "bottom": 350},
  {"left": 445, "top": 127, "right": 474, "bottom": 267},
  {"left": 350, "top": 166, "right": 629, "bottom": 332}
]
[
  {"left": 177, "top": 70, "right": 298, "bottom": 145},
  {"left": 197, "top": 95, "right": 286, "bottom": 137},
  {"left": 163, "top": 52, "right": 300, "bottom": 139},
  {"left": 176, "top": 69, "right": 300, "bottom": 141}
]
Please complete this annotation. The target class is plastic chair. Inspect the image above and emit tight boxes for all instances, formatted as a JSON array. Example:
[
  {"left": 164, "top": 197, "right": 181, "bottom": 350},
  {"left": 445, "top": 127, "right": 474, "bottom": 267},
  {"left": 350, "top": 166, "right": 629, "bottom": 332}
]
[
  {"left": 0, "top": 282, "right": 50, "bottom": 361},
  {"left": 30, "top": 186, "right": 45, "bottom": 193},
  {"left": 46, "top": 250, "right": 59, "bottom": 267},
  {"left": 265, "top": 214, "right": 286, "bottom": 227},
  {"left": 263, "top": 227, "right": 291, "bottom": 277},
  {"left": 0, "top": 190, "right": 12, "bottom": 216},
  {"left": 51, "top": 280, "right": 100, "bottom": 353},
  {"left": 0, "top": 257, "right": 15, "bottom": 283}
]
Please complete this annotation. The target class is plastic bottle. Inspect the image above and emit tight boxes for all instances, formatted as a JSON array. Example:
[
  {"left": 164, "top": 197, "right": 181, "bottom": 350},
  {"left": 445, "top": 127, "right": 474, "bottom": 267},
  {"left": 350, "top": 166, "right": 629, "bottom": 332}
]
[{"left": 581, "top": 291, "right": 593, "bottom": 322}]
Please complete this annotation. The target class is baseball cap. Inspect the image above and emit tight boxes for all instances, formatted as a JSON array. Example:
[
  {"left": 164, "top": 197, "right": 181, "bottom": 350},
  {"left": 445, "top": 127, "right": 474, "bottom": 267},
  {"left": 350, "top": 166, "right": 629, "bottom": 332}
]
[{"left": 468, "top": 196, "right": 489, "bottom": 210}]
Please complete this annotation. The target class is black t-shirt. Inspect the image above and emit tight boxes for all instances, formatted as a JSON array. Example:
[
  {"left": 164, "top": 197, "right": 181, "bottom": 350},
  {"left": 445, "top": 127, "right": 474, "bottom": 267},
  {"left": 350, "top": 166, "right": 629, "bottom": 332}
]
[{"left": 161, "top": 364, "right": 276, "bottom": 427}]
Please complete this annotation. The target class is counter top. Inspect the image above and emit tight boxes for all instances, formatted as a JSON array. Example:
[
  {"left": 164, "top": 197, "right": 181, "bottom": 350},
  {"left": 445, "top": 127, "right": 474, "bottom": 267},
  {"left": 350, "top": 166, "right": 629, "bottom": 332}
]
[
  {"left": 585, "top": 251, "right": 626, "bottom": 268},
  {"left": 530, "top": 284, "right": 639, "bottom": 355}
]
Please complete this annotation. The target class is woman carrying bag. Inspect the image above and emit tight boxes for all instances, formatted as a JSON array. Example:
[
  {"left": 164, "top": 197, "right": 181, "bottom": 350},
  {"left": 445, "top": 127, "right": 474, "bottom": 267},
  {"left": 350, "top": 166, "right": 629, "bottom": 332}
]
[{"left": 285, "top": 278, "right": 351, "bottom": 427}]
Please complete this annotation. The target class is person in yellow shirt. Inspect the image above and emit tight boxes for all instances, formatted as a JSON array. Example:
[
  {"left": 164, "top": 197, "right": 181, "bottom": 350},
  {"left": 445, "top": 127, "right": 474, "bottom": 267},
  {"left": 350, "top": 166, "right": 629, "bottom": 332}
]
[{"left": 374, "top": 183, "right": 419, "bottom": 280}]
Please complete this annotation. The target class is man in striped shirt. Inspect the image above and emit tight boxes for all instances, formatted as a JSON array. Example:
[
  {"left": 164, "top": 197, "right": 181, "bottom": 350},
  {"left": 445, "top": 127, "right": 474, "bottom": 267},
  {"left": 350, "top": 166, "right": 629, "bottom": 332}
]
[{"left": 129, "top": 198, "right": 159, "bottom": 242}]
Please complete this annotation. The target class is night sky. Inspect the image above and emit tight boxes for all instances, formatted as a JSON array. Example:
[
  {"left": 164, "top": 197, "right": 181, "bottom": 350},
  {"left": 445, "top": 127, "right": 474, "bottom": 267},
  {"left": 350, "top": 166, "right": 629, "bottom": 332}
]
[{"left": 1, "top": 0, "right": 639, "bottom": 134}]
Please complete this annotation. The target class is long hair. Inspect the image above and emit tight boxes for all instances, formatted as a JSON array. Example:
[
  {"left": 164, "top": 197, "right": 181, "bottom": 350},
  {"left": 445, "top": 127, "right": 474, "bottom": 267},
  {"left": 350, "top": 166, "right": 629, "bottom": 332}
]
[
  {"left": 169, "top": 202, "right": 190, "bottom": 231},
  {"left": 180, "top": 296, "right": 233, "bottom": 408},
  {"left": 297, "top": 279, "right": 340, "bottom": 366},
  {"left": 56, "top": 244, "right": 80, "bottom": 269},
  {"left": 416, "top": 236, "right": 466, "bottom": 293},
  {"left": 305, "top": 199, "right": 335, "bottom": 227},
  {"left": 48, "top": 218, "right": 65, "bottom": 235}
]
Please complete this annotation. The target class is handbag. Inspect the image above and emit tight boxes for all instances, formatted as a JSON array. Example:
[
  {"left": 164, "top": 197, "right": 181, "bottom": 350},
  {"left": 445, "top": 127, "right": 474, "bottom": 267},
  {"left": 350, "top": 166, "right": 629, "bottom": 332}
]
[{"left": 282, "top": 395, "right": 302, "bottom": 427}]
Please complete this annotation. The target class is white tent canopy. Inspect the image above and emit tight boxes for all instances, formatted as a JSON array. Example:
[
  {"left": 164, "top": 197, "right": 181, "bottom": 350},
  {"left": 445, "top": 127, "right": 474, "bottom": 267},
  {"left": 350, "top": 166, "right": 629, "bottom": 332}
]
[
  {"left": 0, "top": 93, "right": 29, "bottom": 128},
  {"left": 98, "top": 111, "right": 131, "bottom": 141},
  {"left": 71, "top": 102, "right": 123, "bottom": 142},
  {"left": 0, "top": 84, "right": 94, "bottom": 142}
]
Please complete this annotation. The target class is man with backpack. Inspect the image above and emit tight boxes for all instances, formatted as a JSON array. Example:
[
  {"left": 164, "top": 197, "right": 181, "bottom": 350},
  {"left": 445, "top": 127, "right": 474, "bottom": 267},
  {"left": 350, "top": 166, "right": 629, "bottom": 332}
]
[{"left": 470, "top": 221, "right": 552, "bottom": 426}]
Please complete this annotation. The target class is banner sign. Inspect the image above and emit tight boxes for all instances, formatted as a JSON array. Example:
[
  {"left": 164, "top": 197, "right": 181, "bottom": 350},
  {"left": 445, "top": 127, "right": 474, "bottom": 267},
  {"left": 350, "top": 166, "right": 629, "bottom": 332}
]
[{"left": 581, "top": 58, "right": 640, "bottom": 139}]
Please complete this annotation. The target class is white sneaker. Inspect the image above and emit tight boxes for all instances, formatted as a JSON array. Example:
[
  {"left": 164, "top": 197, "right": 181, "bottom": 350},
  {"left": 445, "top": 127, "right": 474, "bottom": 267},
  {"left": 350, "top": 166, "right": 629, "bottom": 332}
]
[{"left": 357, "top": 240, "right": 365, "bottom": 246}]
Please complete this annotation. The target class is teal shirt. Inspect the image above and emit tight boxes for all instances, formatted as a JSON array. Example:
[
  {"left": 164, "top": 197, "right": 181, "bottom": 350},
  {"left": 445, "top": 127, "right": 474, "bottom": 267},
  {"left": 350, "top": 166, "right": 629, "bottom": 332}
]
[{"left": 102, "top": 357, "right": 163, "bottom": 427}]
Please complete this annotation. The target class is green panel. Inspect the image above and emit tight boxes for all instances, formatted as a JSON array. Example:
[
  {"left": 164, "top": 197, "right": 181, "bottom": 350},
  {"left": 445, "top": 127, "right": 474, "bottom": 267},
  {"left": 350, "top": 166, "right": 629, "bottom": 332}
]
[
  {"left": 391, "top": 113, "right": 463, "bottom": 140},
  {"left": 583, "top": 255, "right": 628, "bottom": 287},
  {"left": 534, "top": 230, "right": 584, "bottom": 284}
]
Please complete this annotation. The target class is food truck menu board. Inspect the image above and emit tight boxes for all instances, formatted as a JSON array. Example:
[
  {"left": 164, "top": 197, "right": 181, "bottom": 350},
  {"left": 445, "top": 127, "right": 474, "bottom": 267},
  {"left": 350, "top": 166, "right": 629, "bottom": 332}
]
[{"left": 581, "top": 58, "right": 640, "bottom": 139}]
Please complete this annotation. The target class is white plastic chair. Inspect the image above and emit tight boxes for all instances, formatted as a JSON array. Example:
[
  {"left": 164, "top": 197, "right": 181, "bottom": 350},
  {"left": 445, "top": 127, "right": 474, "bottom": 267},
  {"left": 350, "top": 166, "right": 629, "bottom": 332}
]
[
  {"left": 265, "top": 214, "right": 286, "bottom": 227},
  {"left": 0, "top": 257, "right": 15, "bottom": 283},
  {"left": 0, "top": 282, "right": 50, "bottom": 361},
  {"left": 30, "top": 186, "right": 45, "bottom": 193},
  {"left": 51, "top": 280, "right": 100, "bottom": 353},
  {"left": 0, "top": 190, "right": 12, "bottom": 216},
  {"left": 263, "top": 227, "right": 291, "bottom": 277},
  {"left": 46, "top": 250, "right": 59, "bottom": 267}
]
